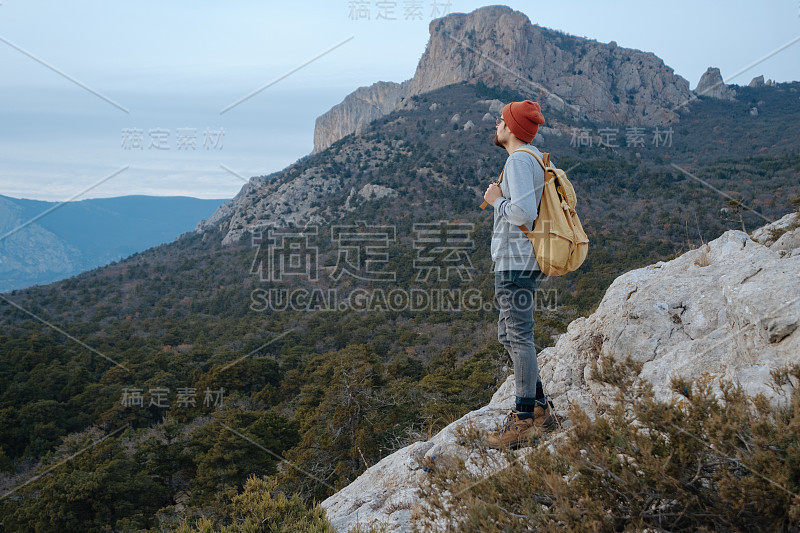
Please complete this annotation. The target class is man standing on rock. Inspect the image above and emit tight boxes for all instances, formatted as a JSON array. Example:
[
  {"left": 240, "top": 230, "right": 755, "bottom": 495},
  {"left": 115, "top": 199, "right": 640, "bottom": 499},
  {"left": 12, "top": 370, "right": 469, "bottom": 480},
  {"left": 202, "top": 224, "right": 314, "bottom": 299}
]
[{"left": 483, "top": 100, "right": 556, "bottom": 448}]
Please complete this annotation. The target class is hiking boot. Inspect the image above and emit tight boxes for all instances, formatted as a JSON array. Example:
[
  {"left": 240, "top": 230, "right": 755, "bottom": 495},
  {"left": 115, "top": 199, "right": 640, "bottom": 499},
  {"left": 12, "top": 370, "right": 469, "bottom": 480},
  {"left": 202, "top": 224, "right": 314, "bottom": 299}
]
[
  {"left": 534, "top": 404, "right": 557, "bottom": 431},
  {"left": 486, "top": 410, "right": 539, "bottom": 449},
  {"left": 487, "top": 406, "right": 558, "bottom": 449}
]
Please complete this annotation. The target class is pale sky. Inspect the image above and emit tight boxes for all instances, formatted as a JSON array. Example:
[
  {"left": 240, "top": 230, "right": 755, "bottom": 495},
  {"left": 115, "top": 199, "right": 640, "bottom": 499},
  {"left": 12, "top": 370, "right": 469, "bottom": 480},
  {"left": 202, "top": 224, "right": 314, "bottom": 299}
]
[{"left": 1, "top": 0, "right": 798, "bottom": 200}]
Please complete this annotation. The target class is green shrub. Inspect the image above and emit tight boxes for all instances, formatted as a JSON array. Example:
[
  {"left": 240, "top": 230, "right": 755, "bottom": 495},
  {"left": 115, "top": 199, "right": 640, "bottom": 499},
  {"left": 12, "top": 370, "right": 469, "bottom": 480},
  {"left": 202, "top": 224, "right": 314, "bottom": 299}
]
[{"left": 174, "top": 476, "right": 334, "bottom": 533}]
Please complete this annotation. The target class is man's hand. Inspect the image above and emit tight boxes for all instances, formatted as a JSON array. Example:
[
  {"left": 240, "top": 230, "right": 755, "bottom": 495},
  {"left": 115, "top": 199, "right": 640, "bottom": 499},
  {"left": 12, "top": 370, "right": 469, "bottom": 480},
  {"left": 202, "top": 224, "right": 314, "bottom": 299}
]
[{"left": 484, "top": 183, "right": 503, "bottom": 206}]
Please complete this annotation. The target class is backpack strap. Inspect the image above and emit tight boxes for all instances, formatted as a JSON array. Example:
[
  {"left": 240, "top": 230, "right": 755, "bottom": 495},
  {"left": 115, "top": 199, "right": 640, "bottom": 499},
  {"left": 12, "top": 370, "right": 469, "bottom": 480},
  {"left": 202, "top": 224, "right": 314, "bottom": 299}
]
[
  {"left": 517, "top": 148, "right": 563, "bottom": 196},
  {"left": 515, "top": 147, "right": 549, "bottom": 172}
]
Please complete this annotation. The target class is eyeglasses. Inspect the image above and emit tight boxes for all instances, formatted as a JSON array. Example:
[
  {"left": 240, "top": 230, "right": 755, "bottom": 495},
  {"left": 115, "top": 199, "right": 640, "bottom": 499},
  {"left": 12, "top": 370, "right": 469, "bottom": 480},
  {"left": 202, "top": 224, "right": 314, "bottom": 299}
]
[{"left": 495, "top": 116, "right": 505, "bottom": 126}]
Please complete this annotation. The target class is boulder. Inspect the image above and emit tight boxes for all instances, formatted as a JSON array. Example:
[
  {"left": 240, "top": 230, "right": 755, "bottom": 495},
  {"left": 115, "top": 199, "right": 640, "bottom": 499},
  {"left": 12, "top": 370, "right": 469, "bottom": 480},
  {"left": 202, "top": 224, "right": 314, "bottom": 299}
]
[{"left": 695, "top": 67, "right": 736, "bottom": 100}]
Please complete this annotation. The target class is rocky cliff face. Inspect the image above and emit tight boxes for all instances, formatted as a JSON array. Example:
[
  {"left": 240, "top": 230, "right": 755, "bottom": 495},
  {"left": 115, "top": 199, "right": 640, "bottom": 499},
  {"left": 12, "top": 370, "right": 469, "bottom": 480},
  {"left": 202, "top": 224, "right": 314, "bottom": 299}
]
[
  {"left": 313, "top": 81, "right": 410, "bottom": 153},
  {"left": 321, "top": 213, "right": 800, "bottom": 532},
  {"left": 313, "top": 5, "right": 692, "bottom": 153}
]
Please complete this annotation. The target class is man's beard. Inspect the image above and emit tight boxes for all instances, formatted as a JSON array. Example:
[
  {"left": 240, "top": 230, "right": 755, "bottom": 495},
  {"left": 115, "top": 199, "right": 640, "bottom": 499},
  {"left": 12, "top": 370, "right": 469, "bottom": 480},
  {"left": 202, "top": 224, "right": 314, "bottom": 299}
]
[{"left": 493, "top": 132, "right": 504, "bottom": 148}]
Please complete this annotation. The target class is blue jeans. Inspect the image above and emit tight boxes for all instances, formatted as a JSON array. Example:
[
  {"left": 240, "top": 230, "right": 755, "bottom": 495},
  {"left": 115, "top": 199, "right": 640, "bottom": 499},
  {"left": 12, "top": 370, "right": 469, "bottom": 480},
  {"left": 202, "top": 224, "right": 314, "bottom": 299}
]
[{"left": 495, "top": 269, "right": 546, "bottom": 405}]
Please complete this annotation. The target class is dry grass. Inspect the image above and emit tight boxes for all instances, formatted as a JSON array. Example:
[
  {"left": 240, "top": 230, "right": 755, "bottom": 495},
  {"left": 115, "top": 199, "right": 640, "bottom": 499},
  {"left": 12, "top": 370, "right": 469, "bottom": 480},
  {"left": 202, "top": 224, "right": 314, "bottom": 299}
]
[{"left": 694, "top": 243, "right": 712, "bottom": 267}]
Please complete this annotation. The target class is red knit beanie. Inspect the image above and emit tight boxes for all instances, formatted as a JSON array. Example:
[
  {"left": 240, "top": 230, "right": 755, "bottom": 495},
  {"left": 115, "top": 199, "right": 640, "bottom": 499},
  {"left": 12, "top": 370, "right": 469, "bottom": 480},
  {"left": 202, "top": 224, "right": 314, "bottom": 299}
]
[{"left": 502, "top": 100, "right": 545, "bottom": 143}]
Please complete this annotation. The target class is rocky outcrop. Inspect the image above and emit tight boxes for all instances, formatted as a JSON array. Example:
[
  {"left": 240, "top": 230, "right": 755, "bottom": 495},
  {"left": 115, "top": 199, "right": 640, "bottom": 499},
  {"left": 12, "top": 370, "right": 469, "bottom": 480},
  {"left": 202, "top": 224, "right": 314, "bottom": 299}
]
[
  {"left": 752, "top": 211, "right": 800, "bottom": 252},
  {"left": 358, "top": 183, "right": 397, "bottom": 201},
  {"left": 540, "top": 216, "right": 798, "bottom": 413},
  {"left": 313, "top": 5, "right": 692, "bottom": 152},
  {"left": 343, "top": 184, "right": 398, "bottom": 211},
  {"left": 209, "top": 135, "right": 414, "bottom": 244},
  {"left": 747, "top": 75, "right": 779, "bottom": 89},
  {"left": 321, "top": 213, "right": 800, "bottom": 532},
  {"left": 313, "top": 81, "right": 410, "bottom": 153},
  {"left": 195, "top": 177, "right": 267, "bottom": 234},
  {"left": 216, "top": 168, "right": 340, "bottom": 245},
  {"left": 695, "top": 67, "right": 737, "bottom": 100}
]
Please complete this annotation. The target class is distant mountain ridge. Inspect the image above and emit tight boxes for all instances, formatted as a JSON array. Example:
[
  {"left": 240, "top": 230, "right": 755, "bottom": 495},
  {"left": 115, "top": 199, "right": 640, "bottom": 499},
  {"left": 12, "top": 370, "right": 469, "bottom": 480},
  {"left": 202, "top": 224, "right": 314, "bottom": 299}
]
[
  {"left": 313, "top": 5, "right": 694, "bottom": 153},
  {"left": 0, "top": 195, "right": 226, "bottom": 292}
]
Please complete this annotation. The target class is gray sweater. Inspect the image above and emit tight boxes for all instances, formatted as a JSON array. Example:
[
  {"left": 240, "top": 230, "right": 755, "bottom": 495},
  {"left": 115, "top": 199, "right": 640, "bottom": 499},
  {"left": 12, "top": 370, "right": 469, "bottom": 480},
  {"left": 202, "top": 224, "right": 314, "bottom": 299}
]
[{"left": 491, "top": 144, "right": 545, "bottom": 272}]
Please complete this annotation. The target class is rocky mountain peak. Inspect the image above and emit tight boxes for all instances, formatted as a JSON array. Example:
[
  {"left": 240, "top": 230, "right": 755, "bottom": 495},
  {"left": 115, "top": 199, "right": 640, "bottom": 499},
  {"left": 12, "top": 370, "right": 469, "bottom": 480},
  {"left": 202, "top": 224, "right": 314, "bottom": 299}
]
[
  {"left": 313, "top": 5, "right": 692, "bottom": 153},
  {"left": 405, "top": 5, "right": 532, "bottom": 97}
]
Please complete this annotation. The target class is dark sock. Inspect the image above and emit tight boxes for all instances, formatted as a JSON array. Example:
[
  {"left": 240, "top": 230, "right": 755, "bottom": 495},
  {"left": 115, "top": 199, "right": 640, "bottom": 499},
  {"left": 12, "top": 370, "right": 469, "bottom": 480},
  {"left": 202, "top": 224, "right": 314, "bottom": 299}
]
[
  {"left": 517, "top": 380, "right": 548, "bottom": 412},
  {"left": 536, "top": 380, "right": 545, "bottom": 404},
  {"left": 516, "top": 401, "right": 537, "bottom": 413}
]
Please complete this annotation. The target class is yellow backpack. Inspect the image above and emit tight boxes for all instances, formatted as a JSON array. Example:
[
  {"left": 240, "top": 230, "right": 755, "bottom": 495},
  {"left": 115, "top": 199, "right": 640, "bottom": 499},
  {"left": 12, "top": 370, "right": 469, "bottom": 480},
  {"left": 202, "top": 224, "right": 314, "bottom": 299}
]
[{"left": 481, "top": 147, "right": 589, "bottom": 276}]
